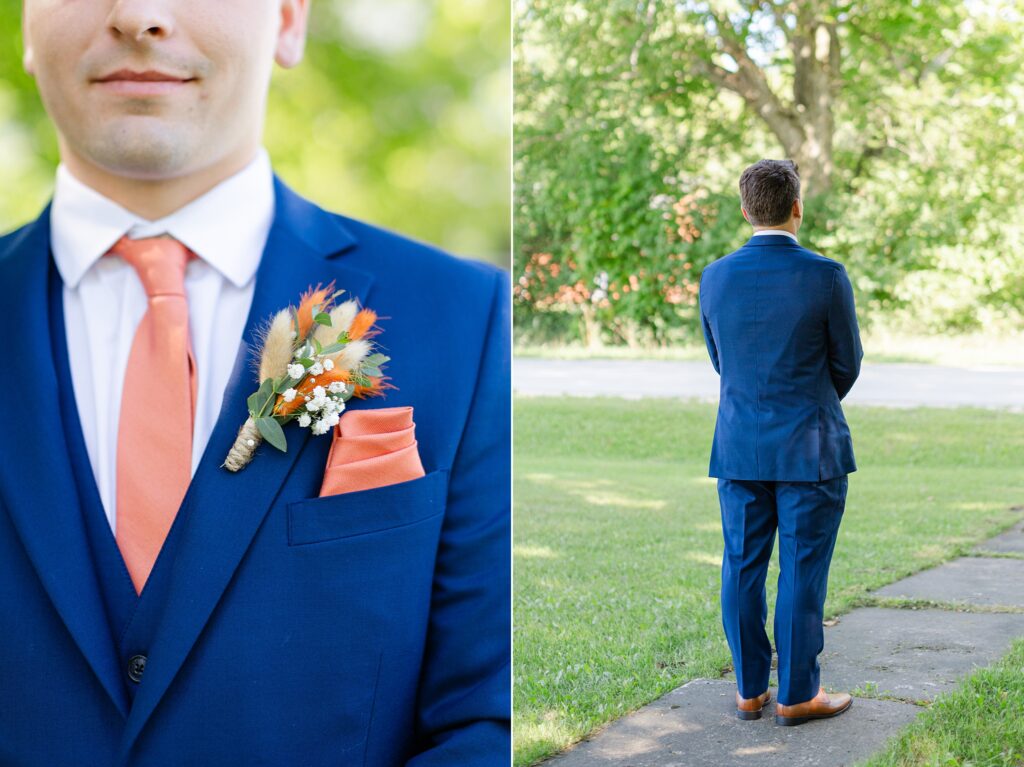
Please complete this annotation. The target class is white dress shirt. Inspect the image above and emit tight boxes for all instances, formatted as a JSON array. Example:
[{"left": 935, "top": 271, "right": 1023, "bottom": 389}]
[
  {"left": 750, "top": 228, "right": 799, "bottom": 243},
  {"left": 50, "top": 147, "right": 275, "bottom": 533}
]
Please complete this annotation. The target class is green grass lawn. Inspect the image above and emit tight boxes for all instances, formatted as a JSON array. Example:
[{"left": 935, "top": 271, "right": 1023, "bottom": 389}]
[
  {"left": 861, "top": 639, "right": 1024, "bottom": 767},
  {"left": 513, "top": 397, "right": 1024, "bottom": 766}
]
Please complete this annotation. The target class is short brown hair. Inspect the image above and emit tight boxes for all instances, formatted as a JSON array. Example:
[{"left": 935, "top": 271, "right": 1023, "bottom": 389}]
[{"left": 738, "top": 160, "right": 801, "bottom": 226}]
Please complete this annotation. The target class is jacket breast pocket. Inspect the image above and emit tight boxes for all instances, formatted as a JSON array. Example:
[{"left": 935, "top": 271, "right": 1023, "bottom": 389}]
[{"left": 287, "top": 468, "right": 449, "bottom": 546}]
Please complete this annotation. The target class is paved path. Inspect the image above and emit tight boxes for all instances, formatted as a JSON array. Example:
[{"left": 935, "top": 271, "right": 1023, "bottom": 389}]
[
  {"left": 540, "top": 518, "right": 1024, "bottom": 766},
  {"left": 514, "top": 358, "right": 1024, "bottom": 409}
]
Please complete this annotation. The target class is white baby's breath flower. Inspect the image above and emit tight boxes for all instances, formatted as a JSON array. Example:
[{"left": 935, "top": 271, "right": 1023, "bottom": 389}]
[
  {"left": 328, "top": 381, "right": 347, "bottom": 394},
  {"left": 282, "top": 388, "right": 297, "bottom": 403},
  {"left": 297, "top": 413, "right": 312, "bottom": 428},
  {"left": 309, "top": 361, "right": 324, "bottom": 375},
  {"left": 308, "top": 391, "right": 331, "bottom": 411},
  {"left": 323, "top": 358, "right": 335, "bottom": 371},
  {"left": 286, "top": 363, "right": 305, "bottom": 379},
  {"left": 326, "top": 411, "right": 341, "bottom": 427},
  {"left": 311, "top": 419, "right": 330, "bottom": 436},
  {"left": 312, "top": 385, "right": 326, "bottom": 399}
]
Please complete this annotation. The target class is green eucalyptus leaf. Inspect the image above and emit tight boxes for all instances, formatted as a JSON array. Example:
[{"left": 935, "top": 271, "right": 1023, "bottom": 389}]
[
  {"left": 314, "top": 312, "right": 332, "bottom": 327},
  {"left": 256, "top": 416, "right": 288, "bottom": 452},
  {"left": 274, "top": 376, "right": 296, "bottom": 394},
  {"left": 251, "top": 377, "right": 276, "bottom": 416}
]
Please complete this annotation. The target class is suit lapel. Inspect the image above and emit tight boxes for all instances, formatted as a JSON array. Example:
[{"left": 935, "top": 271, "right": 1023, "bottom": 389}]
[
  {"left": 117, "top": 175, "right": 374, "bottom": 762},
  {"left": 0, "top": 206, "right": 131, "bottom": 718}
]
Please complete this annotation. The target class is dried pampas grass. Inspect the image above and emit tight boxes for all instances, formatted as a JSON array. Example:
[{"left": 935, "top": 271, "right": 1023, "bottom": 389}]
[
  {"left": 313, "top": 300, "right": 359, "bottom": 348},
  {"left": 258, "top": 309, "right": 295, "bottom": 384},
  {"left": 330, "top": 338, "right": 371, "bottom": 371}
]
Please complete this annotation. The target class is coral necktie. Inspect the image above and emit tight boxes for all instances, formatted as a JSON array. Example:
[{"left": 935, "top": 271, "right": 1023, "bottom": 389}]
[{"left": 106, "top": 234, "right": 198, "bottom": 595}]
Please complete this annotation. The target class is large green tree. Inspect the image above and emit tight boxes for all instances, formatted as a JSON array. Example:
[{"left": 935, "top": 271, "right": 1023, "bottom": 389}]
[{"left": 515, "top": 0, "right": 1024, "bottom": 345}]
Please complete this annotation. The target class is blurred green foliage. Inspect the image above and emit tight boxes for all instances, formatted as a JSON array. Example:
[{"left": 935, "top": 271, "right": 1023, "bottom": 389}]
[
  {"left": 515, "top": 0, "right": 1024, "bottom": 346},
  {"left": 0, "top": 0, "right": 509, "bottom": 265}
]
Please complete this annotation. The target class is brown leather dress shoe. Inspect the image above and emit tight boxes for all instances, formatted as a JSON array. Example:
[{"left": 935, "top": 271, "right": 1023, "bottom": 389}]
[
  {"left": 775, "top": 687, "right": 852, "bottom": 726},
  {"left": 735, "top": 689, "right": 772, "bottom": 720}
]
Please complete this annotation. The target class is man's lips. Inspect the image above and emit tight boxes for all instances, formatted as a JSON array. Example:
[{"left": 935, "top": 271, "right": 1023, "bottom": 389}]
[{"left": 93, "top": 69, "right": 197, "bottom": 96}]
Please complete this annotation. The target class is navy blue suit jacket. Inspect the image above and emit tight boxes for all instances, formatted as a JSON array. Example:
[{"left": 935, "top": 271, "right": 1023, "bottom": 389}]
[
  {"left": 0, "top": 176, "right": 510, "bottom": 765},
  {"left": 699, "top": 234, "right": 863, "bottom": 482}
]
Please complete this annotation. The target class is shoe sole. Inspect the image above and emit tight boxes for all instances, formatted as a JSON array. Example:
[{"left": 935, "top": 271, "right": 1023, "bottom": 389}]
[
  {"left": 775, "top": 698, "right": 852, "bottom": 726},
  {"left": 736, "top": 708, "right": 763, "bottom": 721}
]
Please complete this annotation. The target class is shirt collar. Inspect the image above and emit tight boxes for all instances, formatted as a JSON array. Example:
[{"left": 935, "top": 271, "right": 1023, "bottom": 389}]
[
  {"left": 51, "top": 146, "right": 274, "bottom": 289},
  {"left": 750, "top": 228, "right": 799, "bottom": 243}
]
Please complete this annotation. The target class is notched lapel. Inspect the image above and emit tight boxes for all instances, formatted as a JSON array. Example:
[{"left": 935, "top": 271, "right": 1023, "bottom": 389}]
[{"left": 117, "top": 176, "right": 374, "bottom": 763}]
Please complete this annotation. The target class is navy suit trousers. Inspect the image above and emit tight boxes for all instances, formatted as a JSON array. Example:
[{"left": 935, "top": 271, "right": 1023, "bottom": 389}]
[{"left": 718, "top": 475, "right": 847, "bottom": 705}]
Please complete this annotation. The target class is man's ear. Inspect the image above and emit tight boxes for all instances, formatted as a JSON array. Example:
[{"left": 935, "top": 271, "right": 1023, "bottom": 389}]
[
  {"left": 275, "top": 0, "right": 310, "bottom": 69},
  {"left": 741, "top": 207, "right": 750, "bottom": 223},
  {"left": 792, "top": 198, "right": 803, "bottom": 220}
]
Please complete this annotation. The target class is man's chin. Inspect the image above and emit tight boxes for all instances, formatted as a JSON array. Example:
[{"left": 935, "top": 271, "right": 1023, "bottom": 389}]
[{"left": 83, "top": 131, "right": 199, "bottom": 180}]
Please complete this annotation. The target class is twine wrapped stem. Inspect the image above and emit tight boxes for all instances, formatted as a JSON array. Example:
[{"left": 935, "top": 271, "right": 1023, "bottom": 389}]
[{"left": 222, "top": 417, "right": 262, "bottom": 472}]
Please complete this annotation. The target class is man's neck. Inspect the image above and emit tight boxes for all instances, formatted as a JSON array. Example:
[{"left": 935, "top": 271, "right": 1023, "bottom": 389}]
[
  {"left": 752, "top": 225, "right": 798, "bottom": 236},
  {"left": 58, "top": 143, "right": 260, "bottom": 221}
]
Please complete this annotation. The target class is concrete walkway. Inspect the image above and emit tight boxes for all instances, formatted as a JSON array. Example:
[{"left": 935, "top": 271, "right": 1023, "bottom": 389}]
[
  {"left": 514, "top": 358, "right": 1024, "bottom": 409},
  {"left": 541, "top": 519, "right": 1024, "bottom": 766}
]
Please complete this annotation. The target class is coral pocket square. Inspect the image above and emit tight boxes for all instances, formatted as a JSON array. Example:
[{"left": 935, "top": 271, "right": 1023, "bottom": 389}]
[{"left": 318, "top": 406, "right": 426, "bottom": 497}]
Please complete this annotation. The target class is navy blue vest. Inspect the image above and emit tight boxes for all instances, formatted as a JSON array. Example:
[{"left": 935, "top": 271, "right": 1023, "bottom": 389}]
[{"left": 48, "top": 252, "right": 192, "bottom": 706}]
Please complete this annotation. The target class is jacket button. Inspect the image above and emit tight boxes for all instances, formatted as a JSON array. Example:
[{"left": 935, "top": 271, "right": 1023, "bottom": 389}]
[{"left": 127, "top": 654, "right": 147, "bottom": 683}]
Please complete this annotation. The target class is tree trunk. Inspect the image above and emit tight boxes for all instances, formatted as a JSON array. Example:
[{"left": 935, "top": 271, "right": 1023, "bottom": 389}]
[
  {"left": 789, "top": 15, "right": 839, "bottom": 195},
  {"left": 695, "top": 4, "right": 840, "bottom": 196},
  {"left": 579, "top": 303, "right": 603, "bottom": 349}
]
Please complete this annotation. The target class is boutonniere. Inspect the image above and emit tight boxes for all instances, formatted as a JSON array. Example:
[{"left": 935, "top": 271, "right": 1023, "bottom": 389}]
[{"left": 222, "top": 282, "right": 390, "bottom": 472}]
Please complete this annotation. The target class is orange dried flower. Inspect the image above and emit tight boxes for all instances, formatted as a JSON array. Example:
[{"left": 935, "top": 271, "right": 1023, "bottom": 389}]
[
  {"left": 296, "top": 281, "right": 336, "bottom": 339},
  {"left": 353, "top": 376, "right": 394, "bottom": 398},
  {"left": 348, "top": 309, "right": 378, "bottom": 340},
  {"left": 274, "top": 368, "right": 351, "bottom": 417}
]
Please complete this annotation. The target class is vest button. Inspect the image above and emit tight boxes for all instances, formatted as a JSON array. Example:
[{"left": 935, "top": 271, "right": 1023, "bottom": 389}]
[{"left": 127, "top": 654, "right": 147, "bottom": 683}]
